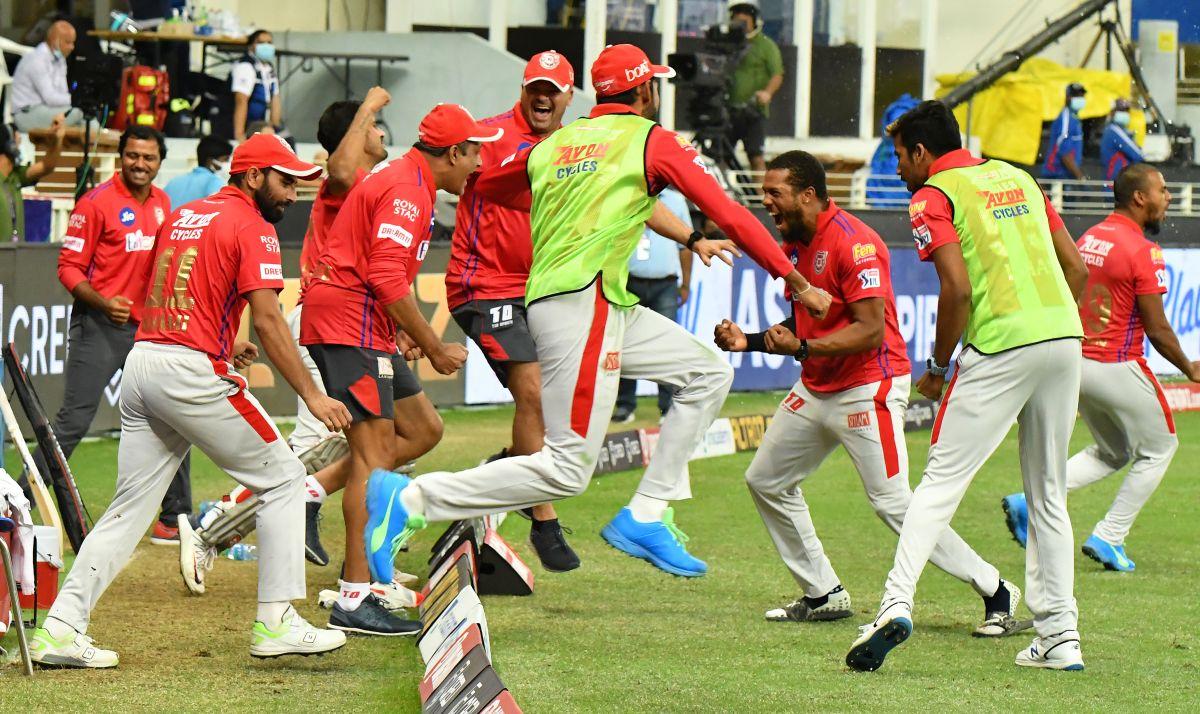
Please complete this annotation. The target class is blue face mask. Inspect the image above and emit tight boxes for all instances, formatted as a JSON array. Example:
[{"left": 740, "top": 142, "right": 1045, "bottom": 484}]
[
  {"left": 1069, "top": 96, "right": 1086, "bottom": 113},
  {"left": 254, "top": 43, "right": 275, "bottom": 62},
  {"left": 1113, "top": 110, "right": 1131, "bottom": 127},
  {"left": 51, "top": 44, "right": 64, "bottom": 60}
]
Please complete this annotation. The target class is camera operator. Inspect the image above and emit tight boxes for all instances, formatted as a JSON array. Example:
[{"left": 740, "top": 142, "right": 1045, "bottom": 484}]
[
  {"left": 1, "top": 115, "right": 66, "bottom": 241},
  {"left": 10, "top": 20, "right": 91, "bottom": 132},
  {"left": 726, "top": 2, "right": 783, "bottom": 174}
]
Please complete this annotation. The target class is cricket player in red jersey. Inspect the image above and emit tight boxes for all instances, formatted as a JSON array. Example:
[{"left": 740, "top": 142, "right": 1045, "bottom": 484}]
[
  {"left": 50, "top": 125, "right": 191, "bottom": 544},
  {"left": 29, "top": 134, "right": 352, "bottom": 668},
  {"left": 1003, "top": 163, "right": 1200, "bottom": 572},
  {"left": 447, "top": 50, "right": 580, "bottom": 572},
  {"left": 714, "top": 151, "right": 1023, "bottom": 635},
  {"left": 301, "top": 103, "right": 490, "bottom": 636}
]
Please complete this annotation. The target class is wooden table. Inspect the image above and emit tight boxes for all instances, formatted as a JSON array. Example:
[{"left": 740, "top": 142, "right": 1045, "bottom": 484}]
[{"left": 88, "top": 29, "right": 247, "bottom": 75}]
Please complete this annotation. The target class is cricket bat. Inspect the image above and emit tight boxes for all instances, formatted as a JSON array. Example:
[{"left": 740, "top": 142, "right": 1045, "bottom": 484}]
[{"left": 0, "top": 389, "right": 64, "bottom": 544}]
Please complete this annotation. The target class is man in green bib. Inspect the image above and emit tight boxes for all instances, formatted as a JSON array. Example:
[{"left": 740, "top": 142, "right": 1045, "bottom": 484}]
[
  {"left": 367, "top": 44, "right": 829, "bottom": 579},
  {"left": 847, "top": 101, "right": 1090, "bottom": 672}
]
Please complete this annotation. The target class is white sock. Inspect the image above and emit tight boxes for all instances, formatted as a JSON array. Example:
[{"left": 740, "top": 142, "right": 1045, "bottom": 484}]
[
  {"left": 628, "top": 494, "right": 668, "bottom": 523},
  {"left": 256, "top": 601, "right": 291, "bottom": 628},
  {"left": 43, "top": 616, "right": 78, "bottom": 639},
  {"left": 304, "top": 476, "right": 327, "bottom": 504},
  {"left": 337, "top": 581, "right": 371, "bottom": 612},
  {"left": 400, "top": 482, "right": 425, "bottom": 518}
]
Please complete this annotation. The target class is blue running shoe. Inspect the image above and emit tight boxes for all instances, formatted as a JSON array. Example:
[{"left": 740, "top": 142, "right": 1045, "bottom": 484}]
[
  {"left": 1082, "top": 534, "right": 1135, "bottom": 572},
  {"left": 600, "top": 507, "right": 707, "bottom": 577},
  {"left": 1002, "top": 493, "right": 1028, "bottom": 548},
  {"left": 364, "top": 469, "right": 426, "bottom": 584}
]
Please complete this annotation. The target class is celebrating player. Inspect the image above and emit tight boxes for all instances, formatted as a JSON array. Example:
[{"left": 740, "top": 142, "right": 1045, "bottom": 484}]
[
  {"left": 846, "top": 101, "right": 1089, "bottom": 673},
  {"left": 715, "top": 151, "right": 1023, "bottom": 635},
  {"left": 29, "top": 134, "right": 351, "bottom": 668},
  {"left": 446, "top": 51, "right": 580, "bottom": 572},
  {"left": 300, "top": 103, "right": 484, "bottom": 636},
  {"left": 1003, "top": 164, "right": 1199, "bottom": 572},
  {"left": 362, "top": 45, "right": 830, "bottom": 583}
]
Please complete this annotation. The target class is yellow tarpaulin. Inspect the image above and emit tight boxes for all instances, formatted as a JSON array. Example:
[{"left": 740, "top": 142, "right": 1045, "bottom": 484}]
[{"left": 935, "top": 57, "right": 1145, "bottom": 166}]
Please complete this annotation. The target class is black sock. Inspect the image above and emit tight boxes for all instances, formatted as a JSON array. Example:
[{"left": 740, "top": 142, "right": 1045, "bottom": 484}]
[
  {"left": 531, "top": 517, "right": 558, "bottom": 533},
  {"left": 982, "top": 581, "right": 1011, "bottom": 613},
  {"left": 803, "top": 593, "right": 829, "bottom": 609}
]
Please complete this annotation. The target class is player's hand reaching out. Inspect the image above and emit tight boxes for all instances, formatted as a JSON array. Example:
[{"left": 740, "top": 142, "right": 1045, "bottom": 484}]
[
  {"left": 691, "top": 238, "right": 742, "bottom": 267},
  {"left": 231, "top": 341, "right": 259, "bottom": 369},
  {"left": 429, "top": 342, "right": 468, "bottom": 375},
  {"left": 713, "top": 319, "right": 747, "bottom": 352},
  {"left": 764, "top": 324, "right": 801, "bottom": 355},
  {"left": 104, "top": 295, "right": 134, "bottom": 325},
  {"left": 916, "top": 371, "right": 947, "bottom": 400},
  {"left": 305, "top": 393, "right": 352, "bottom": 432}
]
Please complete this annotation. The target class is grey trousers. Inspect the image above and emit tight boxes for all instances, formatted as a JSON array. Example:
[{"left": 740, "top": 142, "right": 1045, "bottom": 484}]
[
  {"left": 1067, "top": 358, "right": 1178, "bottom": 545},
  {"left": 883, "top": 339, "right": 1082, "bottom": 637},
  {"left": 49, "top": 343, "right": 306, "bottom": 631},
  {"left": 38, "top": 304, "right": 190, "bottom": 524}
]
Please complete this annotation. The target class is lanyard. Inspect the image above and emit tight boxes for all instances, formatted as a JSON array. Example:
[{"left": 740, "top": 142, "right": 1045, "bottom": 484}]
[{"left": 1, "top": 178, "right": 18, "bottom": 242}]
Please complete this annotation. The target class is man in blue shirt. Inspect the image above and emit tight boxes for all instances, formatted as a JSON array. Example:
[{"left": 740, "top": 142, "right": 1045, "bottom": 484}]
[
  {"left": 1043, "top": 82, "right": 1087, "bottom": 181},
  {"left": 1100, "top": 98, "right": 1144, "bottom": 182},
  {"left": 612, "top": 187, "right": 695, "bottom": 423},
  {"left": 164, "top": 135, "right": 231, "bottom": 208}
]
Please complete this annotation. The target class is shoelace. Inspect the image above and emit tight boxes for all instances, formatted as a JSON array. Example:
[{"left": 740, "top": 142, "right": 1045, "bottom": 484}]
[
  {"left": 199, "top": 545, "right": 217, "bottom": 572},
  {"left": 661, "top": 507, "right": 689, "bottom": 544}
]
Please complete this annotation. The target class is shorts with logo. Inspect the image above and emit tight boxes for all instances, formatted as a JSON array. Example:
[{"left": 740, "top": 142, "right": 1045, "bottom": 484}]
[
  {"left": 307, "top": 344, "right": 422, "bottom": 423},
  {"left": 451, "top": 297, "right": 538, "bottom": 387}
]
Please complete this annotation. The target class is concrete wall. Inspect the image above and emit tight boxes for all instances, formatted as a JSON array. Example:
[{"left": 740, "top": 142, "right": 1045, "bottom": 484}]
[{"left": 274, "top": 31, "right": 595, "bottom": 144}]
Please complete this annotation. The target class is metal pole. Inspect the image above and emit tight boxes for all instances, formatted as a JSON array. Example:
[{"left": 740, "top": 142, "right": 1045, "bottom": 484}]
[
  {"left": 660, "top": 0, "right": 679, "bottom": 131},
  {"left": 920, "top": 0, "right": 938, "bottom": 98},
  {"left": 793, "top": 0, "right": 814, "bottom": 137},
  {"left": 489, "top": 0, "right": 509, "bottom": 52},
  {"left": 583, "top": 0, "right": 608, "bottom": 99},
  {"left": 858, "top": 0, "right": 877, "bottom": 139}
]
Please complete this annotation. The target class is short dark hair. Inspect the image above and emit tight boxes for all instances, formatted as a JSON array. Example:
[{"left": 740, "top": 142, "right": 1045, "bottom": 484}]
[
  {"left": 886, "top": 100, "right": 961, "bottom": 157},
  {"left": 118, "top": 125, "right": 167, "bottom": 160},
  {"left": 1113, "top": 163, "right": 1160, "bottom": 208},
  {"left": 766, "top": 150, "right": 828, "bottom": 200},
  {"left": 597, "top": 87, "right": 640, "bottom": 107},
  {"left": 229, "top": 166, "right": 272, "bottom": 187},
  {"left": 729, "top": 3, "right": 759, "bottom": 19},
  {"left": 317, "top": 100, "right": 361, "bottom": 154},
  {"left": 247, "top": 29, "right": 271, "bottom": 45},
  {"left": 413, "top": 139, "right": 475, "bottom": 157},
  {"left": 196, "top": 135, "right": 231, "bottom": 166}
]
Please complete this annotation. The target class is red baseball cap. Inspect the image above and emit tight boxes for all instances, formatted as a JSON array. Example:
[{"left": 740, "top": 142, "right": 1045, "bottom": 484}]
[
  {"left": 417, "top": 104, "right": 503, "bottom": 147},
  {"left": 590, "top": 44, "right": 675, "bottom": 97},
  {"left": 230, "top": 133, "right": 322, "bottom": 180},
  {"left": 523, "top": 50, "right": 574, "bottom": 92}
]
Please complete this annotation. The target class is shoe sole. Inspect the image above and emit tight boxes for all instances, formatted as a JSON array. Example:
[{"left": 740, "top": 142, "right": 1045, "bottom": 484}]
[
  {"left": 304, "top": 543, "right": 331, "bottom": 567},
  {"left": 1001, "top": 497, "right": 1027, "bottom": 549},
  {"left": 600, "top": 524, "right": 705, "bottom": 578},
  {"left": 973, "top": 618, "right": 1033, "bottom": 637},
  {"left": 250, "top": 640, "right": 348, "bottom": 658},
  {"left": 845, "top": 617, "right": 912, "bottom": 672},
  {"left": 766, "top": 609, "right": 853, "bottom": 623},
  {"left": 149, "top": 537, "right": 180, "bottom": 546},
  {"left": 1014, "top": 657, "right": 1085, "bottom": 671},
  {"left": 528, "top": 536, "right": 581, "bottom": 573},
  {"left": 1081, "top": 544, "right": 1134, "bottom": 572},
  {"left": 32, "top": 655, "right": 118, "bottom": 669},
  {"left": 327, "top": 624, "right": 420, "bottom": 637}
]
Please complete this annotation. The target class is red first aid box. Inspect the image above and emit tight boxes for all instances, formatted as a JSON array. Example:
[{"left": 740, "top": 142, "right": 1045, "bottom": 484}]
[{"left": 0, "top": 524, "right": 62, "bottom": 612}]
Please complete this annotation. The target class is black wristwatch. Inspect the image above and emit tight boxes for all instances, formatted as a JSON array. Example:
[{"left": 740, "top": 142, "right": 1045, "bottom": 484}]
[
  {"left": 686, "top": 230, "right": 705, "bottom": 249},
  {"left": 794, "top": 339, "right": 809, "bottom": 363},
  {"left": 925, "top": 356, "right": 949, "bottom": 377}
]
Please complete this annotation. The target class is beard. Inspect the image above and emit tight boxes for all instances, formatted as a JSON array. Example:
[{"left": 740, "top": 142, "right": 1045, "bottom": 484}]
[
  {"left": 1145, "top": 218, "right": 1162, "bottom": 235},
  {"left": 254, "top": 183, "right": 287, "bottom": 224}
]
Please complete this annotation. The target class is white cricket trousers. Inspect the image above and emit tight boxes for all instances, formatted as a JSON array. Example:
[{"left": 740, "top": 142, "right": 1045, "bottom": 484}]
[
  {"left": 285, "top": 305, "right": 335, "bottom": 452},
  {"left": 414, "top": 281, "right": 734, "bottom": 521},
  {"left": 49, "top": 342, "right": 306, "bottom": 632},
  {"left": 883, "top": 339, "right": 1082, "bottom": 637},
  {"left": 745, "top": 375, "right": 999, "bottom": 599},
  {"left": 1067, "top": 357, "right": 1178, "bottom": 545}
]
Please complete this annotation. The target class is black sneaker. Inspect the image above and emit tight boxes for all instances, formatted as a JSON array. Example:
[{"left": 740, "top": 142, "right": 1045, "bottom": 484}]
[
  {"left": 529, "top": 519, "right": 581, "bottom": 572},
  {"left": 305, "top": 502, "right": 330, "bottom": 566},
  {"left": 328, "top": 594, "right": 420, "bottom": 636}
]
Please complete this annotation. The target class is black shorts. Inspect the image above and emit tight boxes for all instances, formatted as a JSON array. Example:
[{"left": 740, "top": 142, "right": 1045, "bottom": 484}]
[
  {"left": 307, "top": 344, "right": 422, "bottom": 423},
  {"left": 727, "top": 105, "right": 767, "bottom": 159},
  {"left": 450, "top": 298, "right": 537, "bottom": 387}
]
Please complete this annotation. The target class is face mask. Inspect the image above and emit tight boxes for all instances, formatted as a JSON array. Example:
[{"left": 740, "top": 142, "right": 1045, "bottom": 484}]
[
  {"left": 254, "top": 43, "right": 275, "bottom": 62},
  {"left": 1113, "top": 110, "right": 1131, "bottom": 127},
  {"left": 51, "top": 43, "right": 64, "bottom": 60},
  {"left": 1070, "top": 96, "right": 1086, "bottom": 113},
  {"left": 212, "top": 159, "right": 231, "bottom": 181}
]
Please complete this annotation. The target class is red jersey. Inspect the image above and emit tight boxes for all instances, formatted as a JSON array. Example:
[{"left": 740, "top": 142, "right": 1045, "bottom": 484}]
[
  {"left": 298, "top": 169, "right": 366, "bottom": 302},
  {"left": 446, "top": 104, "right": 546, "bottom": 308},
  {"left": 1077, "top": 212, "right": 1168, "bottom": 362},
  {"left": 909, "top": 149, "right": 1065, "bottom": 261},
  {"left": 57, "top": 175, "right": 172, "bottom": 324},
  {"left": 136, "top": 186, "right": 285, "bottom": 360},
  {"left": 301, "top": 148, "right": 436, "bottom": 352},
  {"left": 787, "top": 201, "right": 910, "bottom": 393}
]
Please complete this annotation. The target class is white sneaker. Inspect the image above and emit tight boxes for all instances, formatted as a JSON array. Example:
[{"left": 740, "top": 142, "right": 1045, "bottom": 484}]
[
  {"left": 845, "top": 600, "right": 913, "bottom": 672},
  {"left": 974, "top": 579, "right": 1032, "bottom": 637},
  {"left": 29, "top": 625, "right": 119, "bottom": 669},
  {"left": 178, "top": 514, "right": 216, "bottom": 595},
  {"left": 1015, "top": 631, "right": 1085, "bottom": 671},
  {"left": 250, "top": 606, "right": 347, "bottom": 659},
  {"left": 766, "top": 585, "right": 852, "bottom": 622}
]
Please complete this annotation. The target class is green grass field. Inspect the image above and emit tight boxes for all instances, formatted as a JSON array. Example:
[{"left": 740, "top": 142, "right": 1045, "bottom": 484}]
[{"left": 3, "top": 390, "right": 1198, "bottom": 712}]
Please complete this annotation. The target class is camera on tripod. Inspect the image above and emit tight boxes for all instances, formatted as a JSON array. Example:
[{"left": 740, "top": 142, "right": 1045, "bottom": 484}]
[
  {"left": 67, "top": 51, "right": 124, "bottom": 119},
  {"left": 668, "top": 23, "right": 749, "bottom": 173}
]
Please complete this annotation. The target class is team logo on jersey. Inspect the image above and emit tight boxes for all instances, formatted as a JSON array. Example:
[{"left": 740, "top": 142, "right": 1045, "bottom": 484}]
[
  {"left": 154, "top": 206, "right": 166, "bottom": 224},
  {"left": 847, "top": 411, "right": 871, "bottom": 430},
  {"left": 979, "top": 187, "right": 1027, "bottom": 209},
  {"left": 378, "top": 222, "right": 414, "bottom": 247},
  {"left": 119, "top": 207, "right": 136, "bottom": 226},
  {"left": 813, "top": 250, "right": 828, "bottom": 274},
  {"left": 911, "top": 217, "right": 931, "bottom": 249},
  {"left": 260, "top": 234, "right": 281, "bottom": 253},
  {"left": 852, "top": 242, "right": 876, "bottom": 262},
  {"left": 1151, "top": 247, "right": 1165, "bottom": 263},
  {"left": 260, "top": 263, "right": 284, "bottom": 280},
  {"left": 393, "top": 199, "right": 419, "bottom": 221},
  {"left": 69, "top": 213, "right": 87, "bottom": 229},
  {"left": 539, "top": 52, "right": 561, "bottom": 69},
  {"left": 553, "top": 142, "right": 609, "bottom": 166},
  {"left": 603, "top": 351, "right": 621, "bottom": 372},
  {"left": 124, "top": 230, "right": 155, "bottom": 252},
  {"left": 173, "top": 209, "right": 219, "bottom": 228},
  {"left": 416, "top": 240, "right": 430, "bottom": 262},
  {"left": 907, "top": 200, "right": 926, "bottom": 217},
  {"left": 1156, "top": 268, "right": 1169, "bottom": 289},
  {"left": 858, "top": 268, "right": 881, "bottom": 289},
  {"left": 62, "top": 235, "right": 85, "bottom": 252}
]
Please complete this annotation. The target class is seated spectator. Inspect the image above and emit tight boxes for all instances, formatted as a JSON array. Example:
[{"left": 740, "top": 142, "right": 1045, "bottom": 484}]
[
  {"left": 0, "top": 114, "right": 66, "bottom": 241},
  {"left": 230, "top": 30, "right": 282, "bottom": 141},
  {"left": 163, "top": 134, "right": 231, "bottom": 207},
  {"left": 11, "top": 20, "right": 89, "bottom": 132}
]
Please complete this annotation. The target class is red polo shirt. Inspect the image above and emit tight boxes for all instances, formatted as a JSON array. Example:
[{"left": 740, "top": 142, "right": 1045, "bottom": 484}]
[
  {"left": 58, "top": 174, "right": 171, "bottom": 324},
  {"left": 136, "top": 186, "right": 285, "bottom": 361},
  {"left": 301, "top": 148, "right": 437, "bottom": 352},
  {"left": 298, "top": 168, "right": 367, "bottom": 303},
  {"left": 787, "top": 200, "right": 910, "bottom": 393},
  {"left": 446, "top": 104, "right": 548, "bottom": 309}
]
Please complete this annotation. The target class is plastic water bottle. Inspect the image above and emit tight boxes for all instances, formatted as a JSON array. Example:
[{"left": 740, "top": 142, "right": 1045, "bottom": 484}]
[
  {"left": 198, "top": 500, "right": 219, "bottom": 517},
  {"left": 225, "top": 543, "right": 257, "bottom": 561}
]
